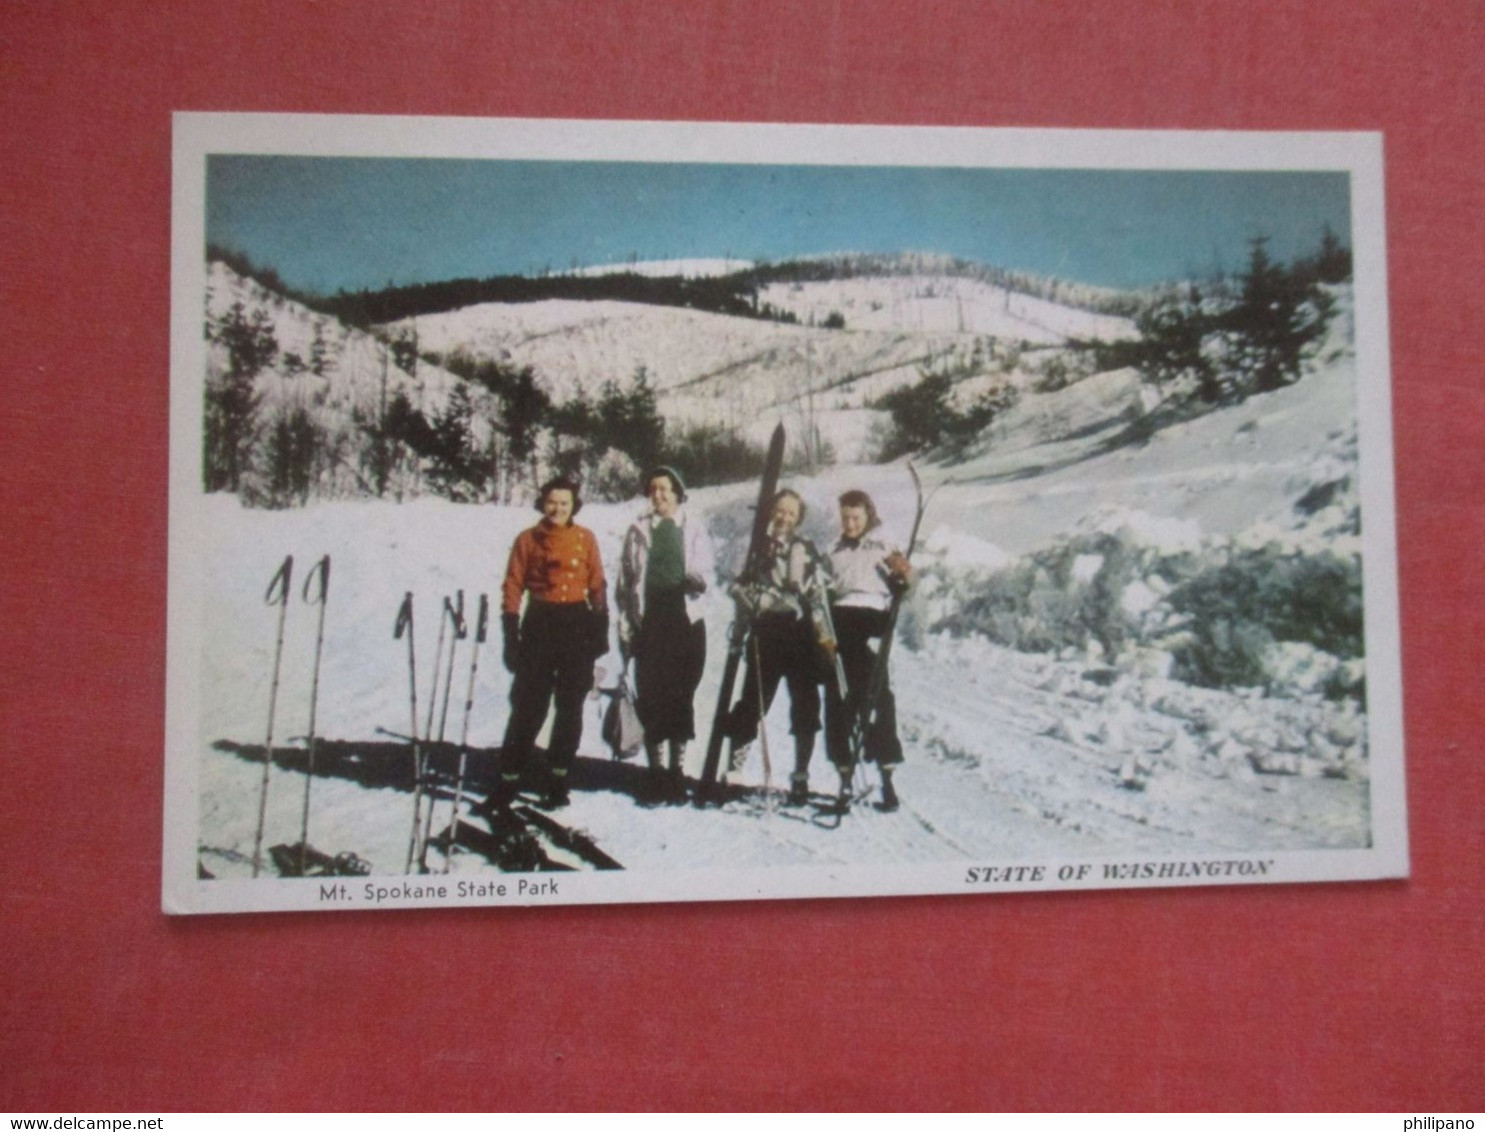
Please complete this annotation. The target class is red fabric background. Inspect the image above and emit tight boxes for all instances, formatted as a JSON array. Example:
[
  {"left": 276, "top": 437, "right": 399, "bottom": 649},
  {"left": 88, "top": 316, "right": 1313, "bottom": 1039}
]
[{"left": 2, "top": 0, "right": 1481, "bottom": 1112}]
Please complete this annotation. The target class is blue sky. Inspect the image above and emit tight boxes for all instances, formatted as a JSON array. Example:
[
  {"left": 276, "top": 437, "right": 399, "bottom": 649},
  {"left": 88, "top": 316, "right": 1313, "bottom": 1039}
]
[{"left": 207, "top": 156, "right": 1351, "bottom": 295}]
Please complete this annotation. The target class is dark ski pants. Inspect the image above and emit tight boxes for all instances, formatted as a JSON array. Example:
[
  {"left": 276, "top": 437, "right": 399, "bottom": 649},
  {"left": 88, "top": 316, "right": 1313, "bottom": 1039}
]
[
  {"left": 726, "top": 612, "right": 821, "bottom": 745},
  {"left": 633, "top": 590, "right": 707, "bottom": 746},
  {"left": 825, "top": 605, "right": 904, "bottom": 771},
  {"left": 501, "top": 602, "right": 595, "bottom": 783}
]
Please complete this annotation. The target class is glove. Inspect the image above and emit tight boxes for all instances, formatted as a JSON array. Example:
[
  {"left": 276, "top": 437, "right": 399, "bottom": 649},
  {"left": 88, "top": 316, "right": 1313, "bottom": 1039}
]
[
  {"left": 683, "top": 572, "right": 707, "bottom": 598},
  {"left": 589, "top": 609, "right": 611, "bottom": 661},
  {"left": 883, "top": 551, "right": 913, "bottom": 596},
  {"left": 501, "top": 613, "right": 521, "bottom": 673},
  {"left": 729, "top": 583, "right": 760, "bottom": 617}
]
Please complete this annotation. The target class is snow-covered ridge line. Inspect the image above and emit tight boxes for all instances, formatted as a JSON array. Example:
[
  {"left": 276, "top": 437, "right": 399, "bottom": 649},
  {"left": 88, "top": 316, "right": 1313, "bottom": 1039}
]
[{"left": 566, "top": 257, "right": 756, "bottom": 278}]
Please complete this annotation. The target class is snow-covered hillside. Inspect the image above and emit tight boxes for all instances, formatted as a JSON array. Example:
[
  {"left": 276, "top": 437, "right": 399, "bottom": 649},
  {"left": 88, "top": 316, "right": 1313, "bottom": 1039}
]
[
  {"left": 408, "top": 296, "right": 994, "bottom": 453},
  {"left": 401, "top": 276, "right": 1133, "bottom": 461},
  {"left": 206, "top": 254, "right": 1143, "bottom": 476},
  {"left": 205, "top": 262, "right": 494, "bottom": 499},
  {"left": 205, "top": 261, "right": 472, "bottom": 419},
  {"left": 756, "top": 273, "right": 1136, "bottom": 341}
]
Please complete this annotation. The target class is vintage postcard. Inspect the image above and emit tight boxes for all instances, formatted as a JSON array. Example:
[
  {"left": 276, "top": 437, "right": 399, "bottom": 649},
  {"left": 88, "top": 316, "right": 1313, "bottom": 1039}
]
[{"left": 164, "top": 114, "right": 1405, "bottom": 914}]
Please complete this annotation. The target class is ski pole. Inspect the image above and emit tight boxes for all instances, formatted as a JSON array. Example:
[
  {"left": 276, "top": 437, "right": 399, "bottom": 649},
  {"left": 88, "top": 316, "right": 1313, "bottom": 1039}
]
[
  {"left": 437, "top": 591, "right": 466, "bottom": 747},
  {"left": 423, "top": 593, "right": 450, "bottom": 748},
  {"left": 812, "top": 570, "right": 850, "bottom": 702},
  {"left": 751, "top": 632, "right": 774, "bottom": 805},
  {"left": 394, "top": 592, "right": 423, "bottom": 874},
  {"left": 297, "top": 555, "right": 331, "bottom": 876},
  {"left": 444, "top": 594, "right": 488, "bottom": 873},
  {"left": 418, "top": 592, "right": 465, "bottom": 871},
  {"left": 251, "top": 555, "right": 293, "bottom": 879}
]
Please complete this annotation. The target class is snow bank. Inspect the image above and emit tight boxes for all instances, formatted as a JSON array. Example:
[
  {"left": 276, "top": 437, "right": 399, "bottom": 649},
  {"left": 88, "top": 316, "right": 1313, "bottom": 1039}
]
[{"left": 1073, "top": 504, "right": 1203, "bottom": 554}]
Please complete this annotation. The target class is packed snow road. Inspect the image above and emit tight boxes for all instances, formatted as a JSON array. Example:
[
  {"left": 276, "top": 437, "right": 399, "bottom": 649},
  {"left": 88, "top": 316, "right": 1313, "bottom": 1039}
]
[{"left": 188, "top": 484, "right": 1368, "bottom": 879}]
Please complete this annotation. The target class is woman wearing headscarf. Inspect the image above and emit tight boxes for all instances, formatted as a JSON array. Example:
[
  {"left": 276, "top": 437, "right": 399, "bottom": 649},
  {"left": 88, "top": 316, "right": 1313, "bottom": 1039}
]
[{"left": 615, "top": 466, "right": 715, "bottom": 803}]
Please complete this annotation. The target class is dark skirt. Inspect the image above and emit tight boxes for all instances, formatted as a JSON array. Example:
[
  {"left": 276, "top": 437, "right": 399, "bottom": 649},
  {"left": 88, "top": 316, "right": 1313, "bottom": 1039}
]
[{"left": 633, "top": 588, "right": 707, "bottom": 745}]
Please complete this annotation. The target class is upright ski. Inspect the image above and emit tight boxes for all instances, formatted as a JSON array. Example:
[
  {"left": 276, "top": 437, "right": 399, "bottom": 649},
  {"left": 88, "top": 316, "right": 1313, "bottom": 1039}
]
[
  {"left": 251, "top": 555, "right": 293, "bottom": 879},
  {"left": 696, "top": 422, "right": 786, "bottom": 805}
]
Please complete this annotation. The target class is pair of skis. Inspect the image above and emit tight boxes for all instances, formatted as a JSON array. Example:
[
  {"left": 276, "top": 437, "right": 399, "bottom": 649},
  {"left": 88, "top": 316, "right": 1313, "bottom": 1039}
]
[
  {"left": 696, "top": 423, "right": 788, "bottom": 805},
  {"left": 250, "top": 554, "right": 331, "bottom": 878},
  {"left": 392, "top": 589, "right": 491, "bottom": 873},
  {"left": 695, "top": 425, "right": 930, "bottom": 816}
]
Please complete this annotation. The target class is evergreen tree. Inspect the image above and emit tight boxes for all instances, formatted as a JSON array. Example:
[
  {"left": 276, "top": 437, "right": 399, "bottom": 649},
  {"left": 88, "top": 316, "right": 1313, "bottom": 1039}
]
[
  {"left": 423, "top": 385, "right": 486, "bottom": 501},
  {"left": 204, "top": 302, "right": 278, "bottom": 493},
  {"left": 878, "top": 370, "right": 953, "bottom": 458},
  {"left": 497, "top": 365, "right": 552, "bottom": 495},
  {"left": 1131, "top": 286, "right": 1222, "bottom": 403},
  {"left": 308, "top": 321, "right": 332, "bottom": 377},
  {"left": 257, "top": 401, "right": 324, "bottom": 508},
  {"left": 621, "top": 366, "right": 665, "bottom": 471},
  {"left": 876, "top": 363, "right": 1020, "bottom": 459},
  {"left": 1111, "top": 234, "right": 1337, "bottom": 409},
  {"left": 1295, "top": 223, "right": 1353, "bottom": 286},
  {"left": 593, "top": 367, "right": 666, "bottom": 474},
  {"left": 548, "top": 387, "right": 597, "bottom": 481},
  {"left": 659, "top": 424, "right": 766, "bottom": 488},
  {"left": 390, "top": 326, "right": 419, "bottom": 375},
  {"left": 1224, "top": 236, "right": 1334, "bottom": 395},
  {"left": 360, "top": 340, "right": 397, "bottom": 498}
]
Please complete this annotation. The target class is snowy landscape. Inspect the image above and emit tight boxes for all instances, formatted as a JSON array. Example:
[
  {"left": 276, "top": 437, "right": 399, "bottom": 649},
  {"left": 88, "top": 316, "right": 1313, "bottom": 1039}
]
[{"left": 187, "top": 245, "right": 1376, "bottom": 888}]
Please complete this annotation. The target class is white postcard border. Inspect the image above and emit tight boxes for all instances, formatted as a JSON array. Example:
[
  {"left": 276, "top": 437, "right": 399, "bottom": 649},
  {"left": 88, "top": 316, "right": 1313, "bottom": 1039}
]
[{"left": 165, "top": 114, "right": 1405, "bottom": 916}]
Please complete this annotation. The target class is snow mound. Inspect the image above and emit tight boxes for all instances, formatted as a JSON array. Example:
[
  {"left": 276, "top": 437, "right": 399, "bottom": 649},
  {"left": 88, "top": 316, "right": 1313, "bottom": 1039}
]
[
  {"left": 921, "top": 525, "right": 1012, "bottom": 571},
  {"left": 1073, "top": 505, "right": 1203, "bottom": 553}
]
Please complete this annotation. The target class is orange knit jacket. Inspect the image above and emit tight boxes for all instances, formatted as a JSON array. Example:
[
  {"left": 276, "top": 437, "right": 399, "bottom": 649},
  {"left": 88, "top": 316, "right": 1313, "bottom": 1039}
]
[{"left": 502, "top": 521, "right": 608, "bottom": 615}]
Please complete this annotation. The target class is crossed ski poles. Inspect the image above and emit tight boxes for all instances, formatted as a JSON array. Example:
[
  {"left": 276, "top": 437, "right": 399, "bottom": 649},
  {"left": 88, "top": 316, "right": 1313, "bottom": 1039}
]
[
  {"left": 250, "top": 553, "right": 332, "bottom": 879},
  {"left": 394, "top": 590, "right": 488, "bottom": 874}
]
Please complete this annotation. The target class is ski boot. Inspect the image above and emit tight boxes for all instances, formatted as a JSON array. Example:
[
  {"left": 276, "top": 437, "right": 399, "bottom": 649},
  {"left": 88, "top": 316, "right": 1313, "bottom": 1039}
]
[
  {"left": 485, "top": 774, "right": 520, "bottom": 814},
  {"left": 876, "top": 768, "right": 900, "bottom": 813},
  {"left": 786, "top": 734, "right": 815, "bottom": 806},
  {"left": 631, "top": 741, "right": 665, "bottom": 806},
  {"left": 831, "top": 764, "right": 855, "bottom": 815},
  {"left": 786, "top": 772, "right": 810, "bottom": 807},
  {"left": 541, "top": 771, "right": 571, "bottom": 810},
  {"left": 665, "top": 741, "right": 689, "bottom": 805}
]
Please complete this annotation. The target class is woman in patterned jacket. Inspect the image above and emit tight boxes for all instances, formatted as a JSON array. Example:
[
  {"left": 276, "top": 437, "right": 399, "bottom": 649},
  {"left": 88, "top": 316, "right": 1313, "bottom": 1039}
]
[{"left": 615, "top": 466, "right": 715, "bottom": 804}]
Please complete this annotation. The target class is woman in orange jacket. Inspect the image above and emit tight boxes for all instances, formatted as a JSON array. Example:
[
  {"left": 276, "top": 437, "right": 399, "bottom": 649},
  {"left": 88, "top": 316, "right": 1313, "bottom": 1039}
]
[{"left": 493, "top": 478, "right": 609, "bottom": 811}]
